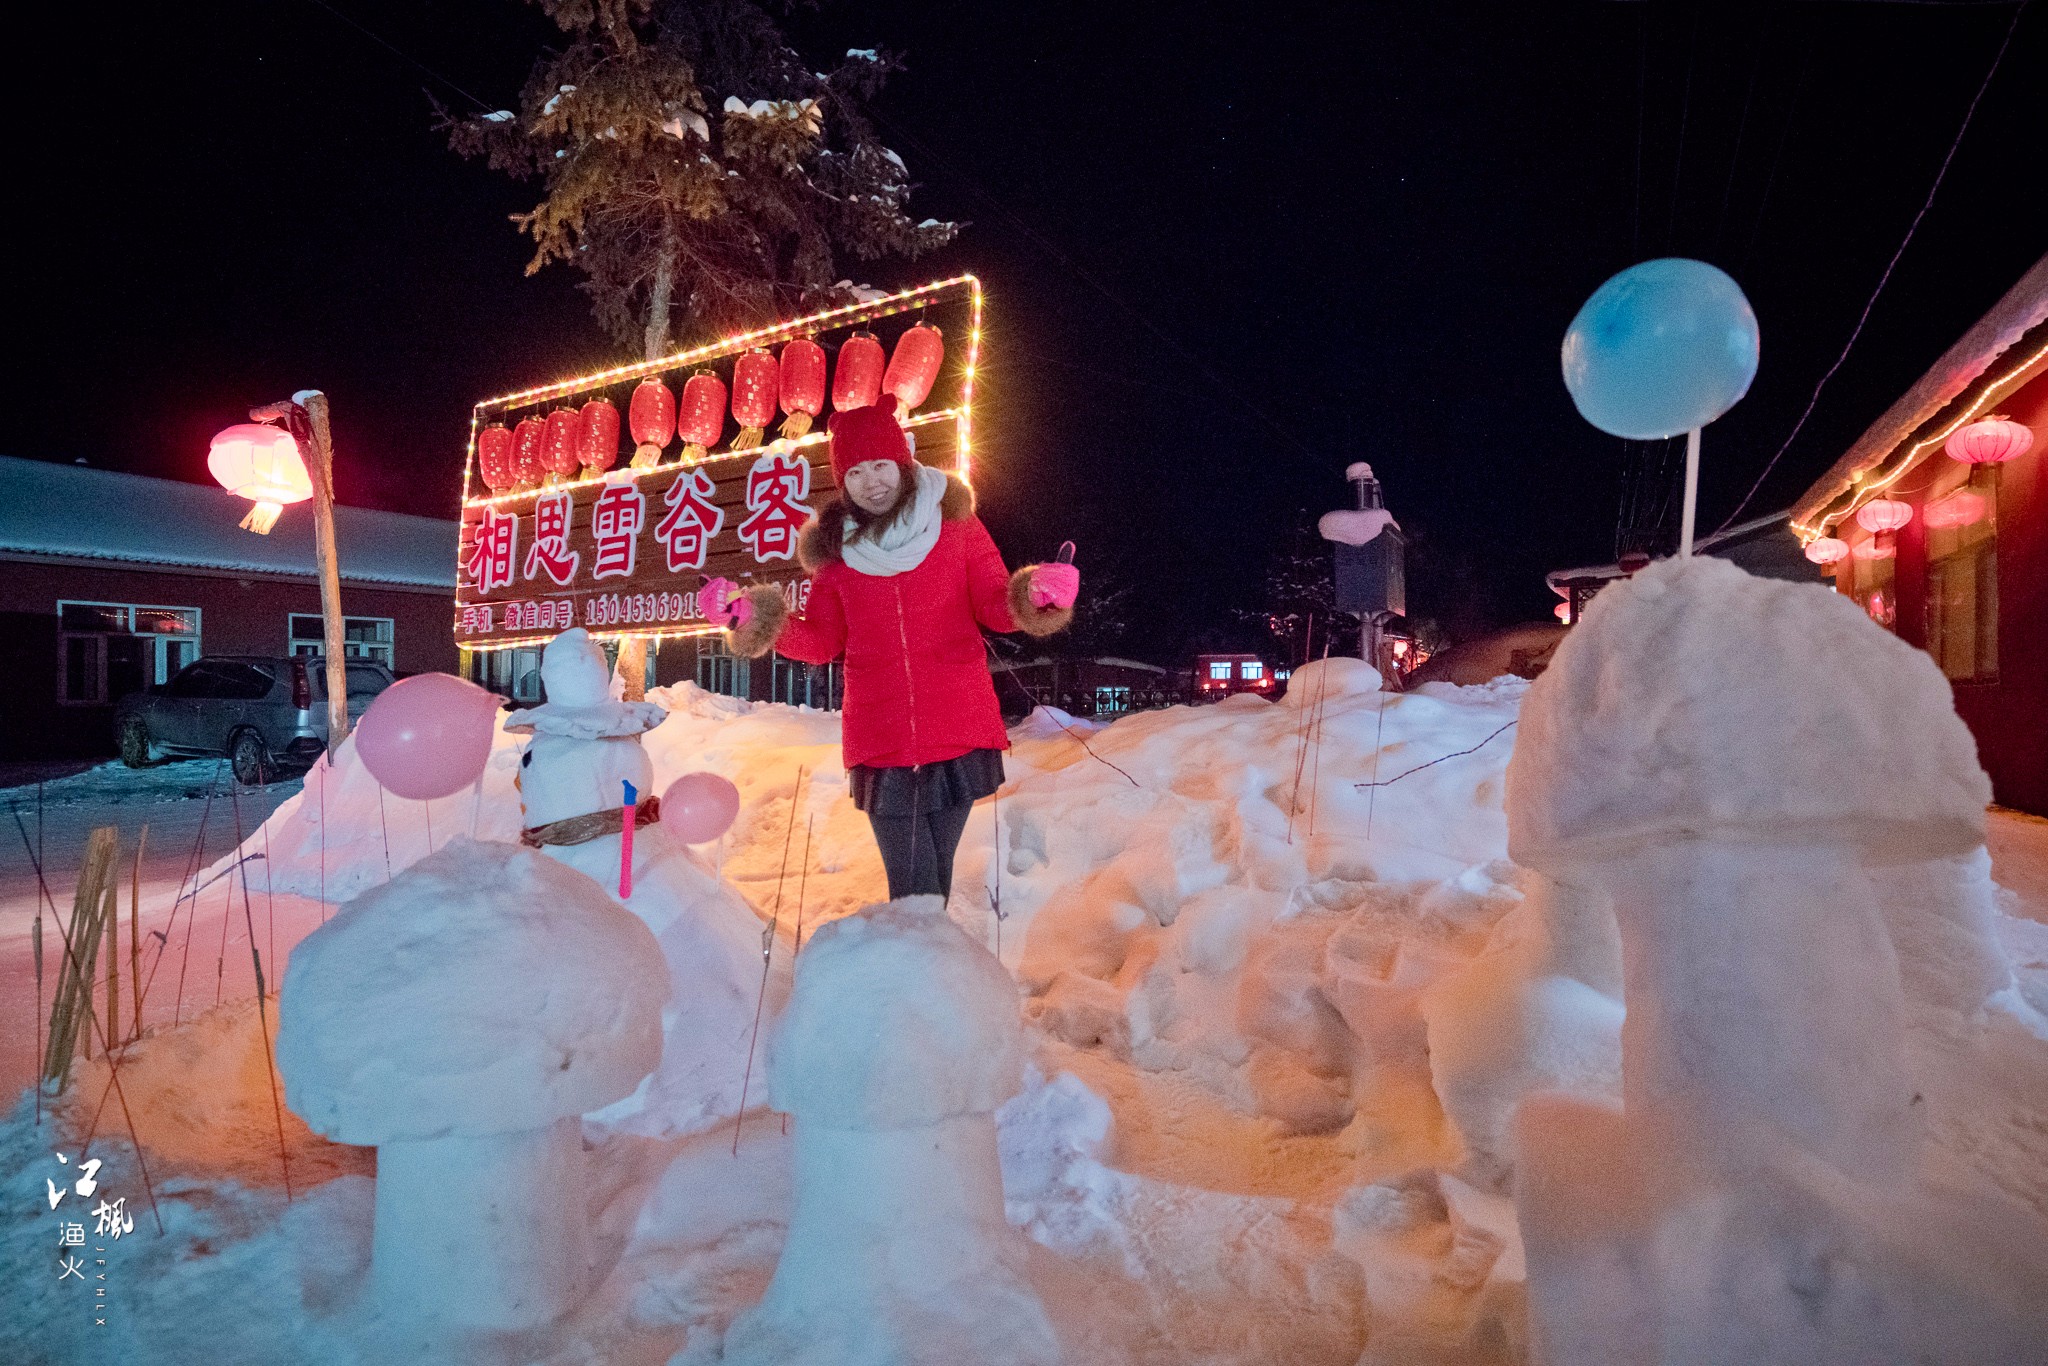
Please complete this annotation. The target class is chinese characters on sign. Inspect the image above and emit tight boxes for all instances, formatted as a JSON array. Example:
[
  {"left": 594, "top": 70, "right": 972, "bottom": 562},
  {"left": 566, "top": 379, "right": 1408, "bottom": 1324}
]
[
  {"left": 457, "top": 445, "right": 884, "bottom": 648},
  {"left": 736, "top": 452, "right": 810, "bottom": 562},
  {"left": 45, "top": 1152, "right": 125, "bottom": 1329}
]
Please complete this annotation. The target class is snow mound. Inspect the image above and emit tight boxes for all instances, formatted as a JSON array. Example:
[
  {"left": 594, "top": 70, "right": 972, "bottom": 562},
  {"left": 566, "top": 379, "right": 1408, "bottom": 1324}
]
[
  {"left": 769, "top": 894, "right": 1024, "bottom": 1128},
  {"left": 277, "top": 837, "right": 666, "bottom": 1145},
  {"left": 1283, "top": 654, "right": 1382, "bottom": 704},
  {"left": 1509, "top": 555, "right": 1988, "bottom": 869}
]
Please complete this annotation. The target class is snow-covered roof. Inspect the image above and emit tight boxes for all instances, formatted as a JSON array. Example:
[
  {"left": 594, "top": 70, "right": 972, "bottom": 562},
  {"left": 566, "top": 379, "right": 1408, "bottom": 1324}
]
[
  {"left": 1546, "top": 510, "right": 1795, "bottom": 592},
  {"left": 0, "top": 456, "right": 456, "bottom": 589},
  {"left": 1790, "top": 252, "right": 2048, "bottom": 533}
]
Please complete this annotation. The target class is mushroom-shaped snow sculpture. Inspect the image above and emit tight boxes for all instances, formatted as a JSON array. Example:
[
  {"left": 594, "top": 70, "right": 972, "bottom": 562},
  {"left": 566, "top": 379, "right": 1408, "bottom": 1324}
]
[
  {"left": 277, "top": 838, "right": 666, "bottom": 1331},
  {"left": 719, "top": 895, "right": 1060, "bottom": 1366},
  {"left": 1507, "top": 555, "right": 1988, "bottom": 1183}
]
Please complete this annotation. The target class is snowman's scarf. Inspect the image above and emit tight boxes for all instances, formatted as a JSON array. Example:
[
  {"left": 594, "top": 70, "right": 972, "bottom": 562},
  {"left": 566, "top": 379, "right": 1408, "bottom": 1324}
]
[
  {"left": 839, "top": 464, "right": 948, "bottom": 577},
  {"left": 520, "top": 795, "right": 661, "bottom": 849}
]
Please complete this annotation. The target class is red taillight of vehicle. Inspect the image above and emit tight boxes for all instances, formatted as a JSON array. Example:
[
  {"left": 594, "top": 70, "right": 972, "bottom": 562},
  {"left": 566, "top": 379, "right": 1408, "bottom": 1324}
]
[{"left": 292, "top": 660, "right": 312, "bottom": 711}]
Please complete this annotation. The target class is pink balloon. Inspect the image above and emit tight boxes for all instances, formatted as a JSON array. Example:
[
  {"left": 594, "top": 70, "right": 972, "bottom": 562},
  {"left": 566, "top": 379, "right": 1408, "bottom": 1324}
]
[
  {"left": 354, "top": 673, "right": 500, "bottom": 801},
  {"left": 662, "top": 772, "right": 740, "bottom": 844}
]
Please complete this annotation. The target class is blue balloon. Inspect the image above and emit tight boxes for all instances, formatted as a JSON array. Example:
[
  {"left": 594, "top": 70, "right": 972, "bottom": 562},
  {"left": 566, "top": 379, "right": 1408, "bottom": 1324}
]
[{"left": 1561, "top": 258, "right": 1760, "bottom": 440}]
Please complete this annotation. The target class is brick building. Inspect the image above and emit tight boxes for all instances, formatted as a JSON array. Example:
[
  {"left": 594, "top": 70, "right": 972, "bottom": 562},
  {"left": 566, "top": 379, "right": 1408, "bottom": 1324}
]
[{"left": 0, "top": 456, "right": 459, "bottom": 759}]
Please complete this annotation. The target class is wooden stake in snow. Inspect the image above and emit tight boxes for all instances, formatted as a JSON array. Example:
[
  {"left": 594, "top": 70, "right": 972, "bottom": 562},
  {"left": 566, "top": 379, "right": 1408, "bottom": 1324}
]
[
  {"left": 131, "top": 825, "right": 147, "bottom": 1042},
  {"left": 735, "top": 767, "right": 805, "bottom": 1156}
]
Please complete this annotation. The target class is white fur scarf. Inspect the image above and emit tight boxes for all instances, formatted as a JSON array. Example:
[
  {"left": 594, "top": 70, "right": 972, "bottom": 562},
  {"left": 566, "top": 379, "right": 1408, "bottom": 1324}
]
[{"left": 840, "top": 463, "right": 949, "bottom": 577}]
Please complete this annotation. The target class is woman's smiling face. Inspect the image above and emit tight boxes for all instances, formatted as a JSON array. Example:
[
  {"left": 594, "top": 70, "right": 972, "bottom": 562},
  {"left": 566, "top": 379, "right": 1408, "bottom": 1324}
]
[{"left": 844, "top": 459, "right": 902, "bottom": 515}]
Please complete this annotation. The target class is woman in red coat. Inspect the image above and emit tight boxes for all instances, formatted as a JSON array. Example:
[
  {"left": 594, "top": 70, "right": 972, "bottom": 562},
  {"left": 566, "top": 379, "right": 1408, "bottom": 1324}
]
[{"left": 712, "top": 406, "right": 1078, "bottom": 900}]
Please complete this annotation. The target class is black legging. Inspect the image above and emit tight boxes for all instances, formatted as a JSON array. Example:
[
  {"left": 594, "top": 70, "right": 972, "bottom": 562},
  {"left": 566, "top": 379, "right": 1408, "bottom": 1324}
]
[{"left": 867, "top": 800, "right": 974, "bottom": 900}]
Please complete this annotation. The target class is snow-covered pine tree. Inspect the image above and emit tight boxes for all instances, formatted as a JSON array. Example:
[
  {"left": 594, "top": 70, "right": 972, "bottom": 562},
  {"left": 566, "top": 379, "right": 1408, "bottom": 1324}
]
[
  {"left": 443, "top": 0, "right": 960, "bottom": 362},
  {"left": 1251, "top": 510, "right": 1358, "bottom": 663}
]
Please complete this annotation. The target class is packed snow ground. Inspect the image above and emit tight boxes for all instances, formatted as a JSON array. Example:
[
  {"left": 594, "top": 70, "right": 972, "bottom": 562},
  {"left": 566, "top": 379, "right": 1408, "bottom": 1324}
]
[{"left": 5, "top": 662, "right": 2047, "bottom": 1364}]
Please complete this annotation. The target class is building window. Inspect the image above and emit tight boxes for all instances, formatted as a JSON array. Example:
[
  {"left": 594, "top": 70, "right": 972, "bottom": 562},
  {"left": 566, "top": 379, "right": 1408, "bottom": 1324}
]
[
  {"left": 770, "top": 655, "right": 841, "bottom": 710},
  {"left": 57, "top": 601, "right": 200, "bottom": 706},
  {"left": 697, "top": 634, "right": 751, "bottom": 699},
  {"left": 1241, "top": 661, "right": 1264, "bottom": 680},
  {"left": 470, "top": 646, "right": 544, "bottom": 702},
  {"left": 1208, "top": 661, "right": 1233, "bottom": 680},
  {"left": 1276, "top": 668, "right": 1292, "bottom": 681},
  {"left": 1924, "top": 466, "right": 1998, "bottom": 684},
  {"left": 1094, "top": 685, "right": 1131, "bottom": 716},
  {"left": 289, "top": 614, "right": 395, "bottom": 666}
]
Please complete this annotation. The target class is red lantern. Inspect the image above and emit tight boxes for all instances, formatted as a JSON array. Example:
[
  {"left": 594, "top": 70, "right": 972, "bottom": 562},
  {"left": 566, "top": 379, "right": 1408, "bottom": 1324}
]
[
  {"left": 476, "top": 425, "right": 514, "bottom": 493},
  {"left": 883, "top": 323, "right": 945, "bottom": 418},
  {"left": 730, "top": 350, "right": 778, "bottom": 449},
  {"left": 780, "top": 338, "right": 827, "bottom": 438},
  {"left": 630, "top": 379, "right": 676, "bottom": 467},
  {"left": 512, "top": 417, "right": 547, "bottom": 488},
  {"left": 1945, "top": 414, "right": 2033, "bottom": 465},
  {"left": 1803, "top": 536, "right": 1849, "bottom": 566},
  {"left": 1553, "top": 601, "right": 1571, "bottom": 624},
  {"left": 832, "top": 332, "right": 885, "bottom": 412},
  {"left": 578, "top": 399, "right": 620, "bottom": 473},
  {"left": 1923, "top": 490, "right": 1988, "bottom": 531},
  {"left": 677, "top": 370, "right": 728, "bottom": 461},
  {"left": 1855, "top": 498, "right": 1912, "bottom": 534},
  {"left": 541, "top": 408, "right": 580, "bottom": 480}
]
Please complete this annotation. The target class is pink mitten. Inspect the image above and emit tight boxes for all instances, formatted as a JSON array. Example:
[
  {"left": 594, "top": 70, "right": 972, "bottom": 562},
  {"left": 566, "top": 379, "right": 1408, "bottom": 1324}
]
[
  {"left": 1029, "top": 563, "right": 1079, "bottom": 610},
  {"left": 701, "top": 577, "right": 753, "bottom": 628}
]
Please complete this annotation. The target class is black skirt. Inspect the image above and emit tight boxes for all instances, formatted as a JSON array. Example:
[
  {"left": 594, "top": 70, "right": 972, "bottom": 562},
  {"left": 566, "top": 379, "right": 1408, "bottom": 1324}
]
[{"left": 848, "top": 748, "right": 1006, "bottom": 816}]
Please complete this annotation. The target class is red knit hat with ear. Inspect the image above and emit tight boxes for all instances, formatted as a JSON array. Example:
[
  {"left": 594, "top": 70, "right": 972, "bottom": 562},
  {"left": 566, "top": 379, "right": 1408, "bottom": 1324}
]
[{"left": 826, "top": 405, "right": 913, "bottom": 487}]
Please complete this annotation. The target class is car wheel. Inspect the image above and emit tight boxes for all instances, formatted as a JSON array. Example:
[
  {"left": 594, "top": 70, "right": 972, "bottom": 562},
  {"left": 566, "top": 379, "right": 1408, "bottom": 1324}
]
[
  {"left": 230, "top": 730, "right": 275, "bottom": 787},
  {"left": 119, "top": 717, "right": 158, "bottom": 769}
]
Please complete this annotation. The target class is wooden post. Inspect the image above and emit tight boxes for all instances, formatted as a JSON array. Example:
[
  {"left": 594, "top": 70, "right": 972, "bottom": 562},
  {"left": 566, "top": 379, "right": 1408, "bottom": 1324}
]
[
  {"left": 299, "top": 391, "right": 352, "bottom": 750},
  {"left": 131, "top": 824, "right": 147, "bottom": 1043}
]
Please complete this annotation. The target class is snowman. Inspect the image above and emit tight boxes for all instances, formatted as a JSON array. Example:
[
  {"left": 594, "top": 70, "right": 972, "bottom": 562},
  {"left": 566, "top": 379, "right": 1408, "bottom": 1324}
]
[{"left": 505, "top": 627, "right": 790, "bottom": 1137}]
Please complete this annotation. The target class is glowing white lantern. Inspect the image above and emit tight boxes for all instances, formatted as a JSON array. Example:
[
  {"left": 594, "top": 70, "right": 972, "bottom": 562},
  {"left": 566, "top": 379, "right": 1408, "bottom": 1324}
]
[
  {"left": 1803, "top": 536, "right": 1849, "bottom": 566},
  {"left": 209, "top": 422, "right": 312, "bottom": 533}
]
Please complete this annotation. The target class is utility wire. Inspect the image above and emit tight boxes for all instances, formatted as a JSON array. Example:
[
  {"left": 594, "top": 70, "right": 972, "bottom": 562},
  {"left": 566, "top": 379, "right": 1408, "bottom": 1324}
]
[
  {"left": 296, "top": 0, "right": 498, "bottom": 113},
  {"left": 1716, "top": 0, "right": 2027, "bottom": 534}
]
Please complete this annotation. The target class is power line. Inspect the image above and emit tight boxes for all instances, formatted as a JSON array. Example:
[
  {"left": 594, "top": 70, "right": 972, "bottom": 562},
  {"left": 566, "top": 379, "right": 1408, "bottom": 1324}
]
[
  {"left": 1716, "top": 0, "right": 2028, "bottom": 533},
  {"left": 296, "top": 0, "right": 497, "bottom": 114}
]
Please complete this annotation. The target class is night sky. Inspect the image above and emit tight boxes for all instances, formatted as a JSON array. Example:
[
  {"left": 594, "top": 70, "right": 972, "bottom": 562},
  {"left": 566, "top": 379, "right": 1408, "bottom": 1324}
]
[{"left": 13, "top": 1, "right": 2044, "bottom": 662}]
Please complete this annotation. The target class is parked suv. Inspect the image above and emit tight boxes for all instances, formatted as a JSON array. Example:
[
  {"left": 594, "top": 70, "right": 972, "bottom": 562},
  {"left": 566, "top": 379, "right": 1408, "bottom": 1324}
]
[{"left": 116, "top": 655, "right": 395, "bottom": 784}]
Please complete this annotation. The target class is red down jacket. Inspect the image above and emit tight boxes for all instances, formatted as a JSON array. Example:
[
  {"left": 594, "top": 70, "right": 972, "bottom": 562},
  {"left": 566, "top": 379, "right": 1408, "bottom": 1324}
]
[{"left": 733, "top": 474, "right": 1069, "bottom": 770}]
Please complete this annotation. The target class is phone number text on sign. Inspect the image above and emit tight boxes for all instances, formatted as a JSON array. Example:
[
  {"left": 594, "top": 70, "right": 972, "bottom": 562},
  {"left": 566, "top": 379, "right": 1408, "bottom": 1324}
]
[{"left": 456, "top": 579, "right": 811, "bottom": 640}]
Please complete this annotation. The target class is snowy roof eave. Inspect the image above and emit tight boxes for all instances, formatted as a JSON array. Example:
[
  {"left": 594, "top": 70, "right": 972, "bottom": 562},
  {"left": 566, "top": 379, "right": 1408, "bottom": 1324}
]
[
  {"left": 1789, "top": 251, "right": 2048, "bottom": 535},
  {"left": 1545, "top": 510, "right": 1791, "bottom": 592},
  {"left": 0, "top": 456, "right": 458, "bottom": 589}
]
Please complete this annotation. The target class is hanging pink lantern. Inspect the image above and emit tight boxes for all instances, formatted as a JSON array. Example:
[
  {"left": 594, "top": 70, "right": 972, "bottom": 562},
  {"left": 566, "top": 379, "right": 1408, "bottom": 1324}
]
[
  {"left": 578, "top": 398, "right": 620, "bottom": 473},
  {"left": 630, "top": 379, "right": 676, "bottom": 467},
  {"left": 541, "top": 408, "right": 581, "bottom": 480},
  {"left": 1945, "top": 414, "right": 2033, "bottom": 465},
  {"left": 1803, "top": 536, "right": 1849, "bottom": 566},
  {"left": 730, "top": 350, "right": 778, "bottom": 449},
  {"left": 831, "top": 332, "right": 885, "bottom": 412},
  {"left": 883, "top": 323, "right": 945, "bottom": 418},
  {"left": 1855, "top": 498, "right": 1912, "bottom": 534},
  {"left": 208, "top": 423, "right": 311, "bottom": 534},
  {"left": 677, "top": 370, "right": 728, "bottom": 461},
  {"left": 1923, "top": 490, "right": 1988, "bottom": 531},
  {"left": 780, "top": 338, "right": 827, "bottom": 437},
  {"left": 476, "top": 424, "right": 514, "bottom": 493},
  {"left": 511, "top": 417, "right": 547, "bottom": 488},
  {"left": 1553, "top": 601, "right": 1572, "bottom": 624}
]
